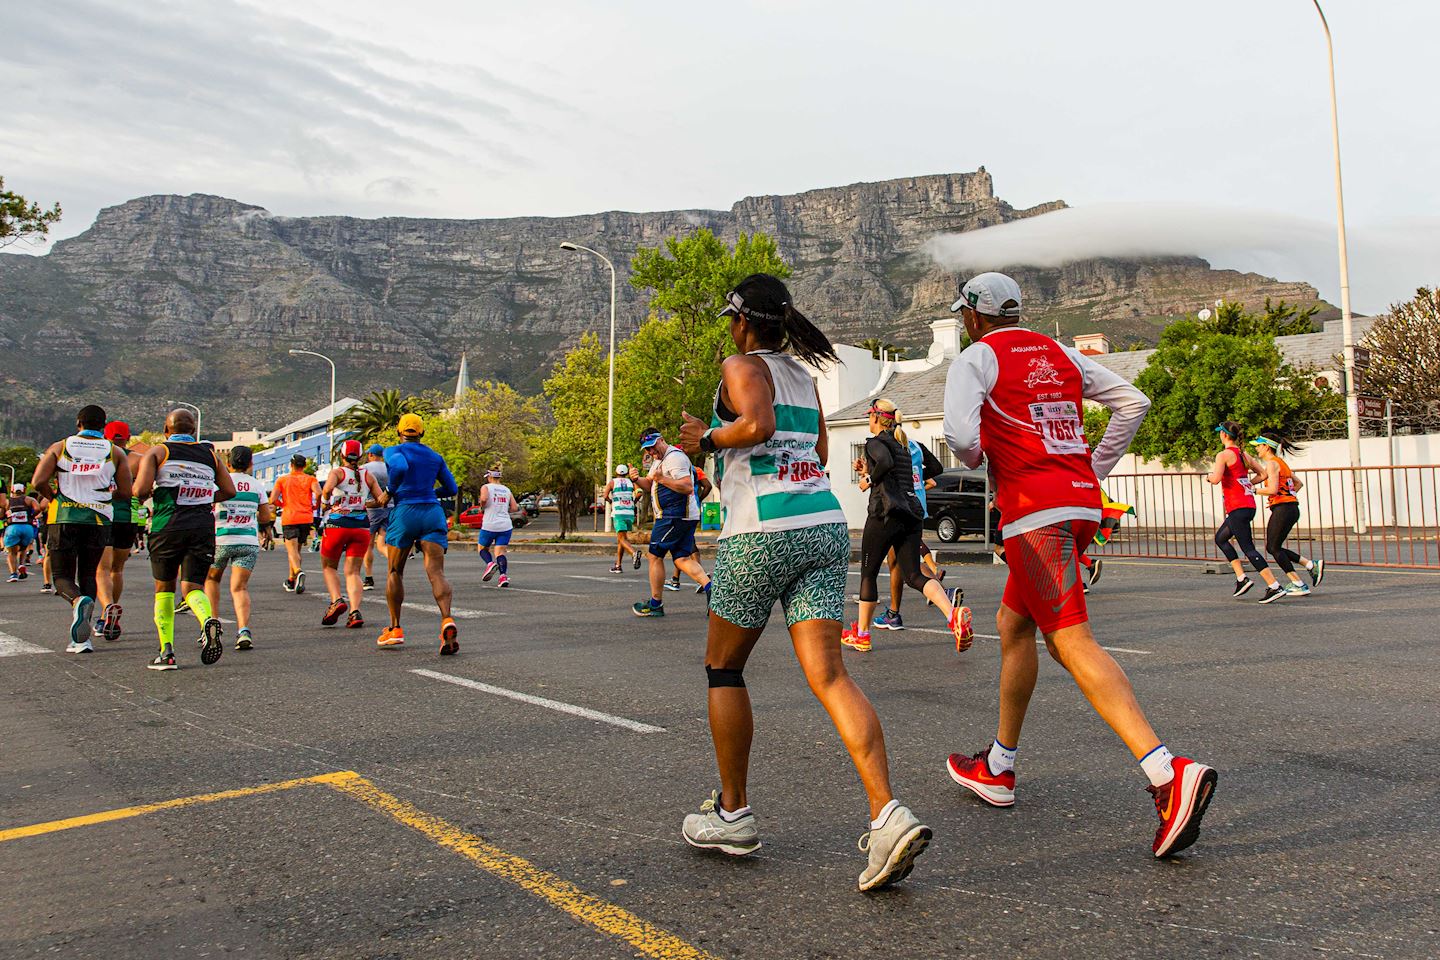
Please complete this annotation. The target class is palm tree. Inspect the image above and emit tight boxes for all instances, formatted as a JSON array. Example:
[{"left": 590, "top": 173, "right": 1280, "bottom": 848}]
[
  {"left": 334, "top": 389, "right": 435, "bottom": 444},
  {"left": 853, "top": 338, "right": 907, "bottom": 360}
]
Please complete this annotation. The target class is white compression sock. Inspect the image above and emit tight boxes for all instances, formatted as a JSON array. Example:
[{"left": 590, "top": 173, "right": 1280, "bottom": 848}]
[
  {"left": 1140, "top": 745, "right": 1175, "bottom": 787},
  {"left": 870, "top": 799, "right": 900, "bottom": 830},
  {"left": 988, "top": 740, "right": 1017, "bottom": 774}
]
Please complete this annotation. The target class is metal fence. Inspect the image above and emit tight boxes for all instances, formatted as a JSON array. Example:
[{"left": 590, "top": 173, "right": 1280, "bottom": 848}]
[{"left": 1090, "top": 465, "right": 1440, "bottom": 569}]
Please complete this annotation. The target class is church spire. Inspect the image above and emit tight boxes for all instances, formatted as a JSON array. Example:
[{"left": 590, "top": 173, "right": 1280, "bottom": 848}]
[{"left": 454, "top": 352, "right": 471, "bottom": 400}]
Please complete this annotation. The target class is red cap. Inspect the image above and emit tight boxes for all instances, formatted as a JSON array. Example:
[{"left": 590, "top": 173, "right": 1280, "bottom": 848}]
[
  {"left": 340, "top": 439, "right": 363, "bottom": 460},
  {"left": 104, "top": 421, "right": 131, "bottom": 443}
]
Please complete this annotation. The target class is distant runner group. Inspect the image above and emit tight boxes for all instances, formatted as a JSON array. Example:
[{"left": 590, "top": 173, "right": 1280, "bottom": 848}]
[{"left": 10, "top": 268, "right": 1338, "bottom": 889}]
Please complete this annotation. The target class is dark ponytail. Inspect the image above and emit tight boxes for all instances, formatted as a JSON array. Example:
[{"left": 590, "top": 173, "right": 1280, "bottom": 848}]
[{"left": 728, "top": 273, "right": 840, "bottom": 368}]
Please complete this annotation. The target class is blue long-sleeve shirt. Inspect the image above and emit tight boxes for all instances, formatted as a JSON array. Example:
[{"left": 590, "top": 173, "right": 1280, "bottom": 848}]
[{"left": 384, "top": 441, "right": 458, "bottom": 505}]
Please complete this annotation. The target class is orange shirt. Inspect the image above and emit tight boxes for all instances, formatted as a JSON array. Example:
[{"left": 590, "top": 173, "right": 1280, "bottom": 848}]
[
  {"left": 271, "top": 472, "right": 319, "bottom": 525},
  {"left": 1269, "top": 457, "right": 1299, "bottom": 505}
]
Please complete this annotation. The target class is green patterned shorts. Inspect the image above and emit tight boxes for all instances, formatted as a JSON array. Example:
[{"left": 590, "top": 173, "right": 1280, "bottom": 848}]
[{"left": 710, "top": 523, "right": 850, "bottom": 629}]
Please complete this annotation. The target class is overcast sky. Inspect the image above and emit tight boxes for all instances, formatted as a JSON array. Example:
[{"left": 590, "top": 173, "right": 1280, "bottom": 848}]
[{"left": 4, "top": 0, "right": 1437, "bottom": 310}]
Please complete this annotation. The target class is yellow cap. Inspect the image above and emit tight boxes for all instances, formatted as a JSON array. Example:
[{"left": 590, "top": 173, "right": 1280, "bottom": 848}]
[{"left": 397, "top": 413, "right": 425, "bottom": 437}]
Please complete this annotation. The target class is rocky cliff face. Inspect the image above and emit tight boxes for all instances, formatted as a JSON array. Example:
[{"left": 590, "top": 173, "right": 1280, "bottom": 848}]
[{"left": 0, "top": 170, "right": 1322, "bottom": 442}]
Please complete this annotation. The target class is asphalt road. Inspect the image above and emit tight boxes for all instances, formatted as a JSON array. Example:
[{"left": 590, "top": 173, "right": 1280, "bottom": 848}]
[{"left": 2, "top": 544, "right": 1437, "bottom": 959}]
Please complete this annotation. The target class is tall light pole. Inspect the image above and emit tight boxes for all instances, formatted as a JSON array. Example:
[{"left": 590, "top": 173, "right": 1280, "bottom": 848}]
[
  {"left": 560, "top": 241, "right": 617, "bottom": 533},
  {"left": 165, "top": 400, "right": 202, "bottom": 439},
  {"left": 1310, "top": 0, "right": 1366, "bottom": 532},
  {"left": 289, "top": 349, "right": 337, "bottom": 463},
  {"left": 2, "top": 463, "right": 15, "bottom": 489}
]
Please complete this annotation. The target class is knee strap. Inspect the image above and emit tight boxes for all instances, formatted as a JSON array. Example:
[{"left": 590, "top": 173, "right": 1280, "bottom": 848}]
[{"left": 706, "top": 666, "right": 745, "bottom": 688}]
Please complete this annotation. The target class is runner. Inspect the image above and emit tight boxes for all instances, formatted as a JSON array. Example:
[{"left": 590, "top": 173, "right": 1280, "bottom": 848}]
[
  {"left": 843, "top": 399, "right": 971, "bottom": 654},
  {"left": 475, "top": 466, "right": 518, "bottom": 588},
  {"left": 318, "top": 439, "right": 384, "bottom": 627},
  {"left": 1208, "top": 421, "right": 1284, "bottom": 604},
  {"left": 4, "top": 483, "right": 41, "bottom": 583},
  {"left": 134, "top": 409, "right": 236, "bottom": 671},
  {"left": 30, "top": 404, "right": 133, "bottom": 654},
  {"left": 603, "top": 464, "right": 643, "bottom": 573},
  {"left": 632, "top": 428, "right": 710, "bottom": 616},
  {"left": 675, "top": 272, "right": 929, "bottom": 889},
  {"left": 870, "top": 432, "right": 947, "bottom": 632},
  {"left": 270, "top": 454, "right": 319, "bottom": 594},
  {"left": 1252, "top": 432, "right": 1325, "bottom": 596},
  {"left": 206, "top": 445, "right": 272, "bottom": 650},
  {"left": 35, "top": 489, "right": 54, "bottom": 593},
  {"left": 380, "top": 413, "right": 459, "bottom": 654},
  {"left": 360, "top": 443, "right": 389, "bottom": 590},
  {"left": 94, "top": 421, "right": 145, "bottom": 641},
  {"left": 941, "top": 272, "right": 1216, "bottom": 858}
]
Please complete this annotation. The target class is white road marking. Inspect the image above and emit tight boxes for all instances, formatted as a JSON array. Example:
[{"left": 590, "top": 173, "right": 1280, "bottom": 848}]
[
  {"left": 904, "top": 626, "right": 1149, "bottom": 654},
  {"left": 566, "top": 575, "right": 631, "bottom": 583},
  {"left": 0, "top": 631, "right": 50, "bottom": 657},
  {"left": 411, "top": 669, "right": 666, "bottom": 734},
  {"left": 312, "top": 594, "right": 502, "bottom": 620},
  {"left": 484, "top": 585, "right": 585, "bottom": 598}
]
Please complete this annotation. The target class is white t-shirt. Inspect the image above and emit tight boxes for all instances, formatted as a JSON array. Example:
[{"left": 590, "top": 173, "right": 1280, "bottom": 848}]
[
  {"left": 481, "top": 483, "right": 514, "bottom": 532},
  {"left": 653, "top": 448, "right": 700, "bottom": 521}
]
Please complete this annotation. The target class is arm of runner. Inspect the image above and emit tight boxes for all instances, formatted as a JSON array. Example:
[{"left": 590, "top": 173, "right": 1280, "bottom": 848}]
[
  {"left": 435, "top": 461, "right": 459, "bottom": 500},
  {"left": 658, "top": 452, "right": 695, "bottom": 495},
  {"left": 112, "top": 446, "right": 134, "bottom": 502},
  {"left": 1255, "top": 459, "right": 1280, "bottom": 497},
  {"left": 269, "top": 478, "right": 285, "bottom": 508},
  {"left": 1065, "top": 346, "right": 1150, "bottom": 482},
  {"left": 942, "top": 345, "right": 996, "bottom": 470},
  {"left": 30, "top": 442, "right": 62, "bottom": 498},
  {"left": 815, "top": 385, "right": 830, "bottom": 468},
  {"left": 919, "top": 441, "right": 945, "bottom": 482},
  {"left": 362, "top": 470, "right": 384, "bottom": 505},
  {"left": 679, "top": 355, "right": 775, "bottom": 453},
  {"left": 1206, "top": 449, "right": 1230, "bottom": 485},
  {"left": 133, "top": 447, "right": 161, "bottom": 500},
  {"left": 212, "top": 452, "right": 236, "bottom": 502},
  {"left": 865, "top": 435, "right": 896, "bottom": 485}
]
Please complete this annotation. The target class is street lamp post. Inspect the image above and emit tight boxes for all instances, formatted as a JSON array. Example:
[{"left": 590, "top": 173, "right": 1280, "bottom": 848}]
[
  {"left": 2, "top": 463, "right": 15, "bottom": 489},
  {"left": 1310, "top": 0, "right": 1366, "bottom": 533},
  {"left": 165, "top": 400, "right": 202, "bottom": 439},
  {"left": 289, "top": 349, "right": 338, "bottom": 463},
  {"left": 559, "top": 241, "right": 618, "bottom": 533}
]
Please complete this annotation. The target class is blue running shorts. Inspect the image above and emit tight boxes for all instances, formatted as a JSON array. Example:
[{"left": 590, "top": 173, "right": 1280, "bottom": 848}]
[
  {"left": 648, "top": 517, "right": 699, "bottom": 559},
  {"left": 389, "top": 502, "right": 449, "bottom": 553},
  {"left": 476, "top": 528, "right": 513, "bottom": 549}
]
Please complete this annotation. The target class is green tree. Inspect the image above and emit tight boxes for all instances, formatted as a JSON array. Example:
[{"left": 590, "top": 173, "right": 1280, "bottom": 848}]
[
  {"left": 0, "top": 177, "right": 62, "bottom": 247},
  {"left": 334, "top": 389, "right": 436, "bottom": 444},
  {"left": 1204, "top": 298, "right": 1319, "bottom": 337},
  {"left": 1359, "top": 286, "right": 1440, "bottom": 409},
  {"left": 0, "top": 444, "right": 41, "bottom": 490},
  {"left": 1131, "top": 318, "right": 1342, "bottom": 465},
  {"left": 540, "top": 332, "right": 608, "bottom": 476},
  {"left": 618, "top": 229, "right": 789, "bottom": 451},
  {"left": 437, "top": 381, "right": 542, "bottom": 501},
  {"left": 528, "top": 440, "right": 595, "bottom": 538}
]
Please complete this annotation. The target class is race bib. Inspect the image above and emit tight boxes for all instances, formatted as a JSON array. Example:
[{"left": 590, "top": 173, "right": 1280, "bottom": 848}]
[
  {"left": 1028, "top": 401, "right": 1087, "bottom": 456},
  {"left": 774, "top": 449, "right": 828, "bottom": 492}
]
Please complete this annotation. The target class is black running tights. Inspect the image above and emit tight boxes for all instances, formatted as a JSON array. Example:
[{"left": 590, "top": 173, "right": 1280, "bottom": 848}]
[
  {"left": 46, "top": 524, "right": 105, "bottom": 603},
  {"left": 1215, "top": 508, "right": 1268, "bottom": 572},
  {"left": 1265, "top": 502, "right": 1303, "bottom": 573},
  {"left": 859, "top": 514, "right": 932, "bottom": 603}
]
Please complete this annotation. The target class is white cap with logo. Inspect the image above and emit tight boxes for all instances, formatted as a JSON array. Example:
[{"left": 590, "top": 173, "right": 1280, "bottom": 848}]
[
  {"left": 616, "top": 464, "right": 629, "bottom": 477},
  {"left": 951, "top": 272, "right": 1023, "bottom": 318}
]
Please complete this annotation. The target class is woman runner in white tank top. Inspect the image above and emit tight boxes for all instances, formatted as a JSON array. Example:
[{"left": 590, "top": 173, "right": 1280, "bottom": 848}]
[{"left": 675, "top": 273, "right": 930, "bottom": 890}]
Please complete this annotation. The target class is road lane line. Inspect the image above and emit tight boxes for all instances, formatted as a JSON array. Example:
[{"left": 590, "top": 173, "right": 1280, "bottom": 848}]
[
  {"left": 308, "top": 593, "right": 502, "bottom": 619},
  {"left": 326, "top": 773, "right": 718, "bottom": 960},
  {"left": 0, "top": 771, "right": 355, "bottom": 843},
  {"left": 567, "top": 575, "right": 632, "bottom": 583},
  {"left": 903, "top": 626, "right": 1150, "bottom": 654},
  {"left": 0, "top": 631, "right": 50, "bottom": 658},
  {"left": 410, "top": 669, "right": 666, "bottom": 733}
]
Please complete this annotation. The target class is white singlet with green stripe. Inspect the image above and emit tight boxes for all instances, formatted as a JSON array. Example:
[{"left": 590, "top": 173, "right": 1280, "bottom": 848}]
[
  {"left": 712, "top": 350, "right": 845, "bottom": 538},
  {"left": 611, "top": 478, "right": 636, "bottom": 521},
  {"left": 216, "top": 473, "right": 266, "bottom": 546}
]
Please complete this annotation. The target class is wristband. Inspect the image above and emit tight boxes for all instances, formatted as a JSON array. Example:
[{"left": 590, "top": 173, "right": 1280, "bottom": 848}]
[{"left": 699, "top": 429, "right": 717, "bottom": 454}]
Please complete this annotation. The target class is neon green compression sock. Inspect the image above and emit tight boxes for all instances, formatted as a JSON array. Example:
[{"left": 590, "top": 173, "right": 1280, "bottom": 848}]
[
  {"left": 184, "top": 588, "right": 213, "bottom": 626},
  {"left": 154, "top": 592, "right": 175, "bottom": 651}
]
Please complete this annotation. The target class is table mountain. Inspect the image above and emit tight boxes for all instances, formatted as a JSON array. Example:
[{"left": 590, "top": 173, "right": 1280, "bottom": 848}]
[{"left": 0, "top": 169, "right": 1321, "bottom": 442}]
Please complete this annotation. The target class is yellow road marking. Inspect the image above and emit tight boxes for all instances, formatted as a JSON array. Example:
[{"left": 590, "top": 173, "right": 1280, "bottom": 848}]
[
  {"left": 0, "top": 770, "right": 719, "bottom": 960},
  {"left": 0, "top": 771, "right": 353, "bottom": 843},
  {"left": 326, "top": 773, "right": 720, "bottom": 960}
]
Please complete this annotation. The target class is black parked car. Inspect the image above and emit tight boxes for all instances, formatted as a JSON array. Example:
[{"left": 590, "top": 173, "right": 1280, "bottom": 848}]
[{"left": 923, "top": 469, "right": 1001, "bottom": 542}]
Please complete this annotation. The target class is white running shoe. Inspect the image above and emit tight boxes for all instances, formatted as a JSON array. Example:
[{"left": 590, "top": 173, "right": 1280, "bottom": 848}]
[
  {"left": 682, "top": 790, "right": 760, "bottom": 856},
  {"left": 858, "top": 803, "right": 931, "bottom": 891}
]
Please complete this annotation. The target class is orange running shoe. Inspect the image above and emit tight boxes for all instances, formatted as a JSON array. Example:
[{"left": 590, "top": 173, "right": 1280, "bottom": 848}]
[
  {"left": 948, "top": 589, "right": 974, "bottom": 653},
  {"left": 377, "top": 626, "right": 406, "bottom": 648},
  {"left": 439, "top": 617, "right": 459, "bottom": 656},
  {"left": 841, "top": 622, "right": 872, "bottom": 653}
]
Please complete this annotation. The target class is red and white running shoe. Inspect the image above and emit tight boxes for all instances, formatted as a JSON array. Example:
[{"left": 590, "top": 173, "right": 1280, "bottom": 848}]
[
  {"left": 1149, "top": 757, "right": 1218, "bottom": 857},
  {"left": 946, "top": 747, "right": 1016, "bottom": 807}
]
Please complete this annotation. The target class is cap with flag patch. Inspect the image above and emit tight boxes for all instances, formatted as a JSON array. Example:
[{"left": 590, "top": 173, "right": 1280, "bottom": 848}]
[
  {"left": 340, "top": 439, "right": 363, "bottom": 460},
  {"left": 951, "top": 272, "right": 1023, "bottom": 318}
]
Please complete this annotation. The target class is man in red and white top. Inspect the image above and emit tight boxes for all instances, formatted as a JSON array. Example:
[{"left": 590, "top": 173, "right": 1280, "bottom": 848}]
[{"left": 941, "top": 272, "right": 1217, "bottom": 858}]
